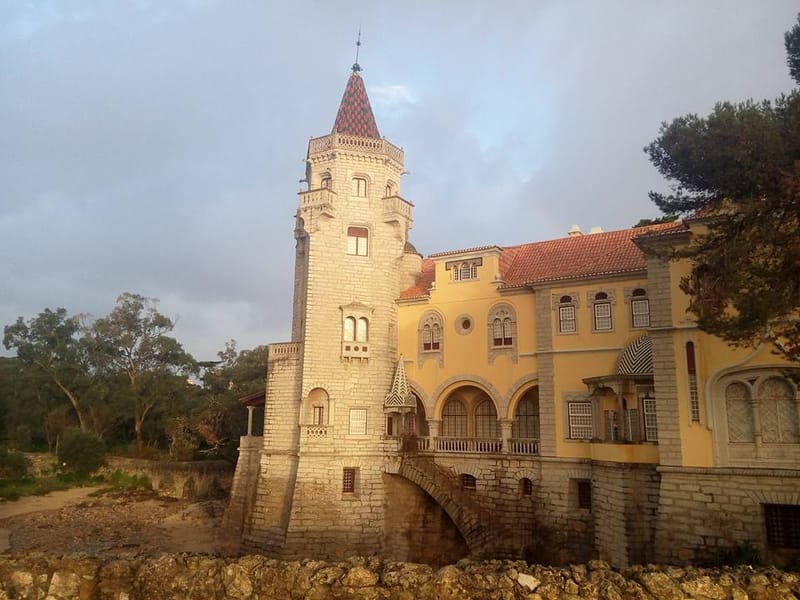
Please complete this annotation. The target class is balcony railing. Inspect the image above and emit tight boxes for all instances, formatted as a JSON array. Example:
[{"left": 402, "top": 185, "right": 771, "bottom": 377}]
[
  {"left": 308, "top": 133, "right": 404, "bottom": 164},
  {"left": 268, "top": 342, "right": 302, "bottom": 362},
  {"left": 302, "top": 425, "right": 328, "bottom": 439},
  {"left": 397, "top": 436, "right": 540, "bottom": 455},
  {"left": 383, "top": 195, "right": 413, "bottom": 223},
  {"left": 298, "top": 188, "right": 337, "bottom": 217},
  {"left": 509, "top": 438, "right": 540, "bottom": 455}
]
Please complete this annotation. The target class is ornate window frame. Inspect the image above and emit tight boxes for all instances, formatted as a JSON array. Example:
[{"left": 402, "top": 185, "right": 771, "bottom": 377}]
[
  {"left": 341, "top": 302, "right": 373, "bottom": 360},
  {"left": 552, "top": 292, "right": 579, "bottom": 335},
  {"left": 625, "top": 287, "right": 650, "bottom": 329},
  {"left": 487, "top": 303, "right": 517, "bottom": 364},
  {"left": 418, "top": 310, "right": 444, "bottom": 368},
  {"left": 588, "top": 288, "right": 616, "bottom": 332},
  {"left": 445, "top": 258, "right": 482, "bottom": 282}
]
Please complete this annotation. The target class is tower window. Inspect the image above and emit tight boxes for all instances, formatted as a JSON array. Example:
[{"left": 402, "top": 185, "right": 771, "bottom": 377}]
[
  {"left": 520, "top": 478, "right": 533, "bottom": 497},
  {"left": 461, "top": 474, "right": 477, "bottom": 491},
  {"left": 321, "top": 175, "right": 332, "bottom": 189},
  {"left": 352, "top": 177, "right": 367, "bottom": 197},
  {"left": 342, "top": 468, "right": 357, "bottom": 493},
  {"left": 347, "top": 226, "right": 368, "bottom": 256},
  {"left": 577, "top": 480, "right": 592, "bottom": 510}
]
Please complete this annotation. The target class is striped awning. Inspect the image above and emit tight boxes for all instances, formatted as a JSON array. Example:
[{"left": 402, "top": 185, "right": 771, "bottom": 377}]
[{"left": 616, "top": 335, "right": 653, "bottom": 376}]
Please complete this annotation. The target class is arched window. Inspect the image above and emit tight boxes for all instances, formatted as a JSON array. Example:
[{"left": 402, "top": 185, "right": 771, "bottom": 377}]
[
  {"left": 356, "top": 317, "right": 368, "bottom": 343},
  {"left": 475, "top": 399, "right": 499, "bottom": 439},
  {"left": 419, "top": 312, "right": 444, "bottom": 364},
  {"left": 461, "top": 474, "right": 476, "bottom": 491},
  {"left": 686, "top": 342, "right": 700, "bottom": 422},
  {"left": 352, "top": 177, "right": 367, "bottom": 197},
  {"left": 321, "top": 175, "right": 332, "bottom": 189},
  {"left": 488, "top": 304, "right": 516, "bottom": 348},
  {"left": 520, "top": 478, "right": 533, "bottom": 497},
  {"left": 513, "top": 394, "right": 540, "bottom": 439},
  {"left": 759, "top": 377, "right": 799, "bottom": 443},
  {"left": 343, "top": 316, "right": 356, "bottom": 342},
  {"left": 442, "top": 399, "right": 467, "bottom": 437},
  {"left": 726, "top": 382, "right": 754, "bottom": 442}
]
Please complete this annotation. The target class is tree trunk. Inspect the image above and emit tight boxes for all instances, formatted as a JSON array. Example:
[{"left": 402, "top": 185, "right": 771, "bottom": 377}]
[{"left": 51, "top": 373, "right": 87, "bottom": 431}]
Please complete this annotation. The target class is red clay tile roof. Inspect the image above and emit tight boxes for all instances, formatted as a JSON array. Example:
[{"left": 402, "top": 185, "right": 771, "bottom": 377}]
[
  {"left": 332, "top": 71, "right": 380, "bottom": 139},
  {"left": 398, "top": 221, "right": 682, "bottom": 299},
  {"left": 399, "top": 258, "right": 435, "bottom": 299}
]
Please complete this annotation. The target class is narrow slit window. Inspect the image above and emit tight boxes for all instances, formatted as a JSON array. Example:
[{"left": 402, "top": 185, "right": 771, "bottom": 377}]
[{"left": 686, "top": 342, "right": 700, "bottom": 422}]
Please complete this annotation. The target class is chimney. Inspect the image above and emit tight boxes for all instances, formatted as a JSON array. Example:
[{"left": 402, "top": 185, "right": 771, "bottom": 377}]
[
  {"left": 568, "top": 224, "right": 583, "bottom": 237},
  {"left": 588, "top": 226, "right": 604, "bottom": 234}
]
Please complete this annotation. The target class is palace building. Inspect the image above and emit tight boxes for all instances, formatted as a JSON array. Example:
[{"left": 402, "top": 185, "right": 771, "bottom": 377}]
[{"left": 221, "top": 64, "right": 800, "bottom": 567}]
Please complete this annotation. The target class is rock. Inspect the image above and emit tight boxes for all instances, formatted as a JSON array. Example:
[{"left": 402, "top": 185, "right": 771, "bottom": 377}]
[
  {"left": 517, "top": 573, "right": 542, "bottom": 592},
  {"left": 433, "top": 565, "right": 471, "bottom": 600},
  {"left": 342, "top": 565, "right": 379, "bottom": 587},
  {"left": 635, "top": 571, "right": 682, "bottom": 600},
  {"left": 680, "top": 575, "right": 726, "bottom": 600},
  {"left": 221, "top": 563, "right": 253, "bottom": 599},
  {"left": 46, "top": 570, "right": 82, "bottom": 599}
]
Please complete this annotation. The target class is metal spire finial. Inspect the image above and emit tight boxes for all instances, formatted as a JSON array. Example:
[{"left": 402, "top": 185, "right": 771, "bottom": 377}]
[{"left": 352, "top": 27, "right": 362, "bottom": 72}]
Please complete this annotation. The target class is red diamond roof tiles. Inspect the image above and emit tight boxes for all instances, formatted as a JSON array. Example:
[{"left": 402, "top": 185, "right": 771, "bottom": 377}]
[
  {"left": 332, "top": 71, "right": 380, "bottom": 139},
  {"left": 398, "top": 221, "right": 684, "bottom": 300}
]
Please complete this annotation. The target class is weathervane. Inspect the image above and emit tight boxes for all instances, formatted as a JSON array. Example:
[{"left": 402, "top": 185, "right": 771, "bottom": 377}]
[{"left": 352, "top": 27, "right": 362, "bottom": 72}]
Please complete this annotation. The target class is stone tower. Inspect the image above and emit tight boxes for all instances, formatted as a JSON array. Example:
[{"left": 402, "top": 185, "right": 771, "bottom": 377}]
[{"left": 242, "top": 64, "right": 415, "bottom": 557}]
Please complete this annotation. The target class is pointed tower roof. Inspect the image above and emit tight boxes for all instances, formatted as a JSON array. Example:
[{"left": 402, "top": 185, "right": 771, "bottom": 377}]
[
  {"left": 332, "top": 70, "right": 380, "bottom": 139},
  {"left": 384, "top": 357, "right": 415, "bottom": 409}
]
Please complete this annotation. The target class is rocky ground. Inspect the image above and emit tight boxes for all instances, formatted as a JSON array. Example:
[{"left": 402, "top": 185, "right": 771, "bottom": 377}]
[{"left": 0, "top": 488, "right": 224, "bottom": 556}]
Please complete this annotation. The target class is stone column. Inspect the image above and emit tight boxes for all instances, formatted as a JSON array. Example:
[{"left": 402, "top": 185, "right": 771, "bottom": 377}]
[
  {"left": 500, "top": 418, "right": 512, "bottom": 453},
  {"left": 247, "top": 405, "right": 255, "bottom": 437}
]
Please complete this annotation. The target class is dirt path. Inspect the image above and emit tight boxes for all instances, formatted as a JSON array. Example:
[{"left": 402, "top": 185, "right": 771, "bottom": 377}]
[
  {"left": 0, "top": 488, "right": 224, "bottom": 556},
  {"left": 0, "top": 487, "right": 102, "bottom": 553}
]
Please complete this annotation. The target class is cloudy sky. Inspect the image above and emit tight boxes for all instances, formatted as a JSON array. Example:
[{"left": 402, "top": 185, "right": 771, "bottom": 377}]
[{"left": 1, "top": 1, "right": 797, "bottom": 361}]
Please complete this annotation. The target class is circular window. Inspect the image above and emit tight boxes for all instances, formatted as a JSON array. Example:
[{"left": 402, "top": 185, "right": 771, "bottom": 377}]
[{"left": 455, "top": 314, "right": 474, "bottom": 335}]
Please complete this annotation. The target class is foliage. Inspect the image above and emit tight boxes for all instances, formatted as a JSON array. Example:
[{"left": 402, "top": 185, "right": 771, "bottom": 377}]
[
  {"left": 0, "top": 445, "right": 28, "bottom": 479},
  {"left": 3, "top": 308, "right": 90, "bottom": 430},
  {"left": 644, "top": 14, "right": 800, "bottom": 361},
  {"left": 91, "top": 469, "right": 152, "bottom": 496},
  {"left": 706, "top": 541, "right": 762, "bottom": 567},
  {"left": 85, "top": 293, "right": 196, "bottom": 448},
  {"left": 0, "top": 476, "right": 76, "bottom": 501},
  {"left": 632, "top": 215, "right": 679, "bottom": 228},
  {"left": 57, "top": 427, "right": 106, "bottom": 476}
]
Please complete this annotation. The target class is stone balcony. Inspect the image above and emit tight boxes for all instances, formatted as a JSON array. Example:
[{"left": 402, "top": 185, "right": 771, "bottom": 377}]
[
  {"left": 399, "top": 436, "right": 540, "bottom": 456},
  {"left": 267, "top": 342, "right": 302, "bottom": 363},
  {"left": 383, "top": 194, "right": 413, "bottom": 224},
  {"left": 298, "top": 188, "right": 337, "bottom": 218}
]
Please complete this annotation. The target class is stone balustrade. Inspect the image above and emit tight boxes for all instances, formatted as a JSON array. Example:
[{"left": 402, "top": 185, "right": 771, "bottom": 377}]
[
  {"left": 267, "top": 342, "right": 302, "bottom": 362},
  {"left": 308, "top": 133, "right": 404, "bottom": 164}
]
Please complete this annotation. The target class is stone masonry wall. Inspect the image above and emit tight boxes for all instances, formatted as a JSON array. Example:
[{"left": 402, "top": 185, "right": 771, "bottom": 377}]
[
  {"left": 654, "top": 466, "right": 800, "bottom": 567},
  {"left": 2, "top": 554, "right": 797, "bottom": 600},
  {"left": 101, "top": 457, "right": 232, "bottom": 500}
]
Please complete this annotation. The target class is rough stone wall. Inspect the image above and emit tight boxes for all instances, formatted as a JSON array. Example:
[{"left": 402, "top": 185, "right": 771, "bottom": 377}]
[
  {"left": 218, "top": 435, "right": 263, "bottom": 555},
  {"left": 654, "top": 466, "right": 800, "bottom": 567},
  {"left": 243, "top": 350, "right": 301, "bottom": 554},
  {"left": 591, "top": 462, "right": 660, "bottom": 567},
  {"left": 101, "top": 457, "right": 232, "bottom": 500},
  {"left": 3, "top": 553, "right": 798, "bottom": 600},
  {"left": 382, "top": 473, "right": 470, "bottom": 566}
]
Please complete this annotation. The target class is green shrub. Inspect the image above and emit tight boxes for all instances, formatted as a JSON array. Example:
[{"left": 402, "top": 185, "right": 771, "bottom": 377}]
[
  {"left": 57, "top": 428, "right": 106, "bottom": 476},
  {"left": 0, "top": 445, "right": 28, "bottom": 479}
]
